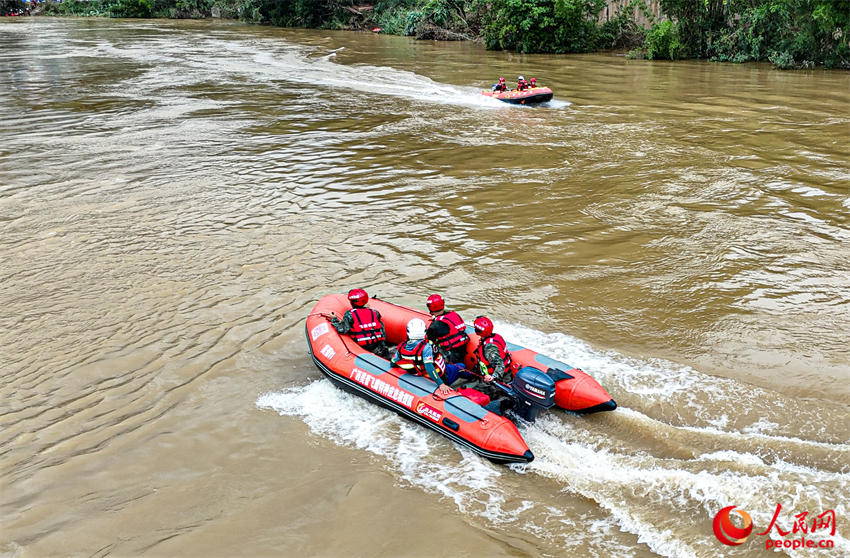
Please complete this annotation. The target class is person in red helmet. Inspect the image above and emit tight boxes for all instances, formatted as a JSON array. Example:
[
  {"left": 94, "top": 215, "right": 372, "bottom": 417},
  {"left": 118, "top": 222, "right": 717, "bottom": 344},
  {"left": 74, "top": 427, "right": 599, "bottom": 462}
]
[
  {"left": 425, "top": 294, "right": 470, "bottom": 364},
  {"left": 472, "top": 316, "right": 514, "bottom": 383},
  {"left": 331, "top": 288, "right": 390, "bottom": 358},
  {"left": 492, "top": 76, "right": 507, "bottom": 92},
  {"left": 529, "top": 77, "right": 537, "bottom": 88}
]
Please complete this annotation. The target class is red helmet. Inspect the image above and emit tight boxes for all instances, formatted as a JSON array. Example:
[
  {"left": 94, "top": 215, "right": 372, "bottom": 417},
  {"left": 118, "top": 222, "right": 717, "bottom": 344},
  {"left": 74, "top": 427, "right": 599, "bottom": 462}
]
[
  {"left": 499, "top": 77, "right": 505, "bottom": 82},
  {"left": 426, "top": 294, "right": 445, "bottom": 313},
  {"left": 473, "top": 316, "right": 494, "bottom": 337},
  {"left": 348, "top": 288, "right": 368, "bottom": 308}
]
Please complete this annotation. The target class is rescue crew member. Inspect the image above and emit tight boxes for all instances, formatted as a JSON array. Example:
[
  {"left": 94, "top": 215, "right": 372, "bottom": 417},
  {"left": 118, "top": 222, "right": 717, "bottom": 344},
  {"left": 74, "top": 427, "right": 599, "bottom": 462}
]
[
  {"left": 491, "top": 76, "right": 507, "bottom": 92},
  {"left": 517, "top": 76, "right": 528, "bottom": 91},
  {"left": 392, "top": 318, "right": 470, "bottom": 396},
  {"left": 529, "top": 77, "right": 537, "bottom": 88},
  {"left": 331, "top": 288, "right": 390, "bottom": 358},
  {"left": 472, "top": 316, "right": 513, "bottom": 383},
  {"left": 425, "top": 294, "right": 470, "bottom": 364}
]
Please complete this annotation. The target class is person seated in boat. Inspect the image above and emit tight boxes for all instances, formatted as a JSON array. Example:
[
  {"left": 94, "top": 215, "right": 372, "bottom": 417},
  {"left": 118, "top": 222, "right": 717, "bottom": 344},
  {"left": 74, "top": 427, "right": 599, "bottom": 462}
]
[
  {"left": 425, "top": 294, "right": 470, "bottom": 364},
  {"left": 528, "top": 77, "right": 537, "bottom": 88},
  {"left": 330, "top": 288, "right": 391, "bottom": 358},
  {"left": 392, "top": 318, "right": 471, "bottom": 396},
  {"left": 517, "top": 76, "right": 529, "bottom": 91},
  {"left": 472, "top": 316, "right": 514, "bottom": 384},
  {"left": 491, "top": 77, "right": 507, "bottom": 92}
]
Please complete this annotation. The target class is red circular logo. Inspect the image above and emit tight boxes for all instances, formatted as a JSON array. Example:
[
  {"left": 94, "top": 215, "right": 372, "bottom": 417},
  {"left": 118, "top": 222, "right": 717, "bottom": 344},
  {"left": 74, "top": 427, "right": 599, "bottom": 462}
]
[{"left": 713, "top": 506, "right": 754, "bottom": 546}]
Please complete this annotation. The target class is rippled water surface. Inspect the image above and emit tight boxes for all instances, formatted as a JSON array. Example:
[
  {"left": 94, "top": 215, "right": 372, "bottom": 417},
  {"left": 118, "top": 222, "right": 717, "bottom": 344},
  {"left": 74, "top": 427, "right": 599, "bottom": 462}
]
[{"left": 1, "top": 18, "right": 849, "bottom": 558}]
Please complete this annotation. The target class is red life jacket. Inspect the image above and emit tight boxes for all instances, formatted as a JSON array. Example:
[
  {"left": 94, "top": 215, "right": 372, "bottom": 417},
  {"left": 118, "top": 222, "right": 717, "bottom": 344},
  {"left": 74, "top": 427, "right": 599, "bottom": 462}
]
[
  {"left": 348, "top": 308, "right": 386, "bottom": 346},
  {"left": 394, "top": 340, "right": 426, "bottom": 374},
  {"left": 432, "top": 311, "right": 469, "bottom": 350},
  {"left": 474, "top": 333, "right": 512, "bottom": 375},
  {"left": 394, "top": 340, "right": 445, "bottom": 378}
]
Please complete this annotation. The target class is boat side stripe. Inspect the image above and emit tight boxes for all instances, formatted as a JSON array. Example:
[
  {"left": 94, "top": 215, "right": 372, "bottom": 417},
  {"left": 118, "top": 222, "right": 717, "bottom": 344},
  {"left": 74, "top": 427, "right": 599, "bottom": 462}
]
[
  {"left": 444, "top": 396, "right": 488, "bottom": 423},
  {"left": 355, "top": 352, "right": 393, "bottom": 376},
  {"left": 397, "top": 374, "right": 435, "bottom": 397},
  {"left": 533, "top": 354, "right": 572, "bottom": 371}
]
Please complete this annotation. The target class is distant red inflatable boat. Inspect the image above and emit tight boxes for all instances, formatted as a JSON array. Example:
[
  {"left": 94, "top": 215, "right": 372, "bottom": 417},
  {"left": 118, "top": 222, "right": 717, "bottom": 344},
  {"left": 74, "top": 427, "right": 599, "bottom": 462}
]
[
  {"left": 481, "top": 87, "right": 554, "bottom": 105},
  {"left": 305, "top": 294, "right": 615, "bottom": 463}
]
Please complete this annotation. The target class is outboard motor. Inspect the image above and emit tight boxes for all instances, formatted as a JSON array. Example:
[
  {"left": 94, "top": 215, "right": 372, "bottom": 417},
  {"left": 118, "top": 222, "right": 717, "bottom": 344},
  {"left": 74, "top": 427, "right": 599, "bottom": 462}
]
[{"left": 510, "top": 366, "right": 556, "bottom": 421}]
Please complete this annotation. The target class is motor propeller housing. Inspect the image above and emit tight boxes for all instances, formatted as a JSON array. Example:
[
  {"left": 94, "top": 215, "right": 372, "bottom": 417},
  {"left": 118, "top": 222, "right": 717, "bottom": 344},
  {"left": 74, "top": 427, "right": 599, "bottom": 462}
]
[{"left": 510, "top": 366, "right": 556, "bottom": 421}]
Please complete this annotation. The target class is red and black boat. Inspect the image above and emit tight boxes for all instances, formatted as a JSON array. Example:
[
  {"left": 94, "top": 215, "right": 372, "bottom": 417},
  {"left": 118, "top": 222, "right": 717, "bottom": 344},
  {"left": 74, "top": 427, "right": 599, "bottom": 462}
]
[
  {"left": 481, "top": 86, "right": 554, "bottom": 105},
  {"left": 305, "top": 294, "right": 615, "bottom": 464}
]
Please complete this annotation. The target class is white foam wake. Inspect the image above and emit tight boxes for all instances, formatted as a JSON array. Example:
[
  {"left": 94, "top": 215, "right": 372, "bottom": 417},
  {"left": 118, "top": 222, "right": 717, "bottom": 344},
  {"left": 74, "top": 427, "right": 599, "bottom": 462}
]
[{"left": 87, "top": 29, "right": 559, "bottom": 111}]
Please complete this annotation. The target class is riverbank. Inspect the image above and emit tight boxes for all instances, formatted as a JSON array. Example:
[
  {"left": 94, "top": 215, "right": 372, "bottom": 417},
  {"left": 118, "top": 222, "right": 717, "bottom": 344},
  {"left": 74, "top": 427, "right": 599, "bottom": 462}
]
[{"left": 31, "top": 0, "right": 850, "bottom": 69}]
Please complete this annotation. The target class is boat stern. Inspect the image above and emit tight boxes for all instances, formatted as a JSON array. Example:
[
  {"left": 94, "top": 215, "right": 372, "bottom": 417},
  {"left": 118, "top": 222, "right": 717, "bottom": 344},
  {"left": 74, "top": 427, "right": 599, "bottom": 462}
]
[
  {"left": 553, "top": 369, "right": 616, "bottom": 413},
  {"left": 482, "top": 420, "right": 534, "bottom": 463}
]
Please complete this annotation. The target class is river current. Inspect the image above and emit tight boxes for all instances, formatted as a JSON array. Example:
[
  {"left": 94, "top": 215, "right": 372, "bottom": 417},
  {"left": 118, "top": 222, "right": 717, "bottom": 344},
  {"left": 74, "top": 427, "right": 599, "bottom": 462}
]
[{"left": 1, "top": 18, "right": 848, "bottom": 558}]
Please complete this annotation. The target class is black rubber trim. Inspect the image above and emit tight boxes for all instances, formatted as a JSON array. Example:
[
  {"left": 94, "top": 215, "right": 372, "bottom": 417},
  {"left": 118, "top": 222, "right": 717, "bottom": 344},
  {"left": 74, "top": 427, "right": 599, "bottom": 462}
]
[
  {"left": 442, "top": 418, "right": 460, "bottom": 431},
  {"left": 572, "top": 399, "right": 617, "bottom": 414},
  {"left": 498, "top": 92, "right": 553, "bottom": 105}
]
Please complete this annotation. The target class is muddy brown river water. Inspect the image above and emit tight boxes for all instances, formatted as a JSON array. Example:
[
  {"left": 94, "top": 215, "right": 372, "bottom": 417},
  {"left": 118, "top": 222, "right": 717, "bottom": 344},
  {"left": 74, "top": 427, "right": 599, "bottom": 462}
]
[{"left": 1, "top": 17, "right": 848, "bottom": 558}]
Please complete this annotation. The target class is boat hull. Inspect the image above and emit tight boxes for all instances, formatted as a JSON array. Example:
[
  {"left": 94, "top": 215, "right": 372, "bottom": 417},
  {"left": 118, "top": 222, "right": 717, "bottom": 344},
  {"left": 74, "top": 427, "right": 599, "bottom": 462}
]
[{"left": 481, "top": 87, "right": 554, "bottom": 105}]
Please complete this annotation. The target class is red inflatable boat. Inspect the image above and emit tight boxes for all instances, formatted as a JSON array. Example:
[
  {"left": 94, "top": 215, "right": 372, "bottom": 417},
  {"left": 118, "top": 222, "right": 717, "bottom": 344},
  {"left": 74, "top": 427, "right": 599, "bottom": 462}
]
[
  {"left": 481, "top": 87, "right": 554, "bottom": 105},
  {"left": 305, "top": 294, "right": 615, "bottom": 463}
]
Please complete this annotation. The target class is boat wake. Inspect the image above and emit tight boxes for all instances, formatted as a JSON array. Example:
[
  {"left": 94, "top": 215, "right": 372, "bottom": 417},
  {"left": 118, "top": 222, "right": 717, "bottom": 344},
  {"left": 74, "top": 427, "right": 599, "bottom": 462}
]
[
  {"left": 545, "top": 99, "right": 572, "bottom": 109},
  {"left": 248, "top": 47, "right": 512, "bottom": 109},
  {"left": 83, "top": 27, "right": 557, "bottom": 110}
]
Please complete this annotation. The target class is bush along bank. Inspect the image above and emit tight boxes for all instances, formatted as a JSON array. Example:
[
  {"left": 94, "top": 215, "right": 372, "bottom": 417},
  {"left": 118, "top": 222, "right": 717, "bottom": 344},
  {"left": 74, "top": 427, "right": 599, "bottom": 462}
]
[
  {"left": 41, "top": 0, "right": 849, "bottom": 70},
  {"left": 42, "top": 0, "right": 241, "bottom": 19},
  {"left": 632, "top": 0, "right": 849, "bottom": 69}
]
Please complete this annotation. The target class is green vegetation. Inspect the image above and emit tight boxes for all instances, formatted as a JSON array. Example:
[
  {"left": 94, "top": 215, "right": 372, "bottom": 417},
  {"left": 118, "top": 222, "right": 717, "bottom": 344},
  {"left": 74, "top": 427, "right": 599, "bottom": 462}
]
[
  {"left": 40, "top": 0, "right": 849, "bottom": 69},
  {"left": 636, "top": 0, "right": 849, "bottom": 68},
  {"left": 44, "top": 0, "right": 143, "bottom": 16},
  {"left": 42, "top": 0, "right": 240, "bottom": 17},
  {"left": 643, "top": 19, "right": 686, "bottom": 60},
  {"left": 481, "top": 0, "right": 606, "bottom": 53}
]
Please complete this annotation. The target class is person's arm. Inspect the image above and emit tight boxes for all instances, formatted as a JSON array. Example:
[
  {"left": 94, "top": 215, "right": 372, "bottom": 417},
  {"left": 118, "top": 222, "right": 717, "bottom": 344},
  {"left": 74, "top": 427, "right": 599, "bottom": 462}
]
[
  {"left": 423, "top": 345, "right": 452, "bottom": 395},
  {"left": 376, "top": 310, "right": 386, "bottom": 340},
  {"left": 421, "top": 344, "right": 442, "bottom": 384},
  {"left": 390, "top": 343, "right": 402, "bottom": 366},
  {"left": 483, "top": 343, "right": 505, "bottom": 378},
  {"left": 331, "top": 310, "right": 353, "bottom": 334}
]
